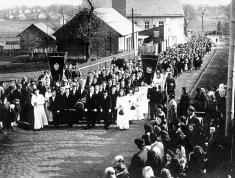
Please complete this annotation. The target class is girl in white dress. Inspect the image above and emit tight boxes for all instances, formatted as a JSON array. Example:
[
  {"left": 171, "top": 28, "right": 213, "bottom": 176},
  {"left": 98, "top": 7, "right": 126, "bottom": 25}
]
[
  {"left": 116, "top": 89, "right": 129, "bottom": 130},
  {"left": 31, "top": 89, "right": 48, "bottom": 130},
  {"left": 152, "top": 72, "right": 164, "bottom": 89},
  {"left": 126, "top": 88, "right": 137, "bottom": 121},
  {"left": 138, "top": 81, "right": 149, "bottom": 119}
]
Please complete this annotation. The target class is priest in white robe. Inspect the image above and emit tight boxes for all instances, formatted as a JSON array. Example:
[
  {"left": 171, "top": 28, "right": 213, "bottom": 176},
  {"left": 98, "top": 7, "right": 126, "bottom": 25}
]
[{"left": 31, "top": 89, "right": 48, "bottom": 130}]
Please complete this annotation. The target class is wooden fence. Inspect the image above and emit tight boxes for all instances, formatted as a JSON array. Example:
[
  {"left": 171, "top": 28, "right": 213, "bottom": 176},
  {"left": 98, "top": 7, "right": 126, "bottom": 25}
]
[{"left": 76, "top": 50, "right": 135, "bottom": 75}]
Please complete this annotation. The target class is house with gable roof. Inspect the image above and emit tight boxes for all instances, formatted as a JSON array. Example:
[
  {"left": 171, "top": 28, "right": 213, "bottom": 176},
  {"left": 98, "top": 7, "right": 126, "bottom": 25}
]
[
  {"left": 53, "top": 7, "right": 141, "bottom": 58},
  {"left": 82, "top": 0, "right": 184, "bottom": 48},
  {"left": 18, "top": 22, "right": 56, "bottom": 53}
]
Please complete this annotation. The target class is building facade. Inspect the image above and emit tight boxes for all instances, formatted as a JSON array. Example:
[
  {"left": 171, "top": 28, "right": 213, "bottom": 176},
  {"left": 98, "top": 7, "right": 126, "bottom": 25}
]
[
  {"left": 82, "top": 0, "right": 184, "bottom": 48},
  {"left": 54, "top": 8, "right": 140, "bottom": 59}
]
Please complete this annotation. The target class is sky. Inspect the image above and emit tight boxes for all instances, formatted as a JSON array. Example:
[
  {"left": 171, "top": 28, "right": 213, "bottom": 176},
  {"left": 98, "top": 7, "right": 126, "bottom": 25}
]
[
  {"left": 0, "top": 0, "right": 231, "bottom": 10},
  {"left": 180, "top": 0, "right": 231, "bottom": 5}
]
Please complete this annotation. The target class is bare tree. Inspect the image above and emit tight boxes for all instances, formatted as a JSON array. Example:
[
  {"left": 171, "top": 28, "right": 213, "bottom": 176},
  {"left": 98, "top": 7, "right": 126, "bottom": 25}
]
[
  {"left": 198, "top": 4, "right": 207, "bottom": 31},
  {"left": 20, "top": 31, "right": 44, "bottom": 57},
  {"left": 69, "top": 0, "right": 112, "bottom": 62},
  {"left": 219, "top": 3, "right": 231, "bottom": 36},
  {"left": 183, "top": 4, "right": 196, "bottom": 36}
]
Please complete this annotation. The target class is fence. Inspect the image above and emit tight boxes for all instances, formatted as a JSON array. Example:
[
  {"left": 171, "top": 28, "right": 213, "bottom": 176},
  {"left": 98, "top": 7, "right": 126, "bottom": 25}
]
[{"left": 76, "top": 50, "right": 135, "bottom": 75}]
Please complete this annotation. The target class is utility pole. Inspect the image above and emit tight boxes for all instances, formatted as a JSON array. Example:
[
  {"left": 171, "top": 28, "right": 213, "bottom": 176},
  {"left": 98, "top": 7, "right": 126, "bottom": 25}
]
[
  {"left": 226, "top": 0, "right": 235, "bottom": 176},
  {"left": 226, "top": 0, "right": 235, "bottom": 137},
  {"left": 62, "top": 8, "right": 65, "bottom": 51},
  {"left": 131, "top": 8, "right": 135, "bottom": 52}
]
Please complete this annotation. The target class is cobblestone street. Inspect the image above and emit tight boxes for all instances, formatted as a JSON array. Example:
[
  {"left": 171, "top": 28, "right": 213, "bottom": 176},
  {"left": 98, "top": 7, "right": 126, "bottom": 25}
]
[{"left": 0, "top": 37, "right": 224, "bottom": 178}]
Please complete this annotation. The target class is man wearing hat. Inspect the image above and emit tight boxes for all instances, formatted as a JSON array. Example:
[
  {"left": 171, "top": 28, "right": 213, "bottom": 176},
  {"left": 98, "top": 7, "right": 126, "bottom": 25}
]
[{"left": 129, "top": 138, "right": 148, "bottom": 178}]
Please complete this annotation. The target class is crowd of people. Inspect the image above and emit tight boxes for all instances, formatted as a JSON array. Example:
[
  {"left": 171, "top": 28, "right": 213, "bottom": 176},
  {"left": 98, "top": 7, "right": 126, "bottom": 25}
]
[
  {"left": 0, "top": 33, "right": 226, "bottom": 177},
  {"left": 0, "top": 34, "right": 212, "bottom": 132},
  {"left": 104, "top": 82, "right": 228, "bottom": 178}
]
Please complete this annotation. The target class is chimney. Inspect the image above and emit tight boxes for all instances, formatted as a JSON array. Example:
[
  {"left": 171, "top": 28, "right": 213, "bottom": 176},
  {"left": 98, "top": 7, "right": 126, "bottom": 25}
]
[{"left": 112, "top": 0, "right": 127, "bottom": 17}]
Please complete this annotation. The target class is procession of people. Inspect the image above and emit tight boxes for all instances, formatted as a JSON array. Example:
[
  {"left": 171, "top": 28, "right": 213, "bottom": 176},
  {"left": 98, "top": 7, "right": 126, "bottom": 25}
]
[
  {"left": 0, "top": 34, "right": 212, "bottom": 131},
  {"left": 1, "top": 33, "right": 227, "bottom": 177}
]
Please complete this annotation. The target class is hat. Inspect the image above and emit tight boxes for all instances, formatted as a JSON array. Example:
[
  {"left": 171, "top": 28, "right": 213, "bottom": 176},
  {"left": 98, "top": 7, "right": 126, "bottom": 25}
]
[
  {"left": 134, "top": 138, "right": 145, "bottom": 147},
  {"left": 154, "top": 125, "right": 161, "bottom": 134},
  {"left": 144, "top": 123, "right": 153, "bottom": 133},
  {"left": 188, "top": 105, "right": 195, "bottom": 112}
]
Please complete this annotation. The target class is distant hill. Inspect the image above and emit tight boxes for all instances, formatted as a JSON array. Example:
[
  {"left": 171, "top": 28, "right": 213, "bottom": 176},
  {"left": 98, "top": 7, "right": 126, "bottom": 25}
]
[{"left": 0, "top": 4, "right": 82, "bottom": 37}]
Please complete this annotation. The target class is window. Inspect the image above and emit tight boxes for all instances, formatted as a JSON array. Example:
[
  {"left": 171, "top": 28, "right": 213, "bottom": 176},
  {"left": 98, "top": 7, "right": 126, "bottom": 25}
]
[
  {"left": 159, "top": 21, "right": 164, "bottom": 26},
  {"left": 145, "top": 21, "right": 150, "bottom": 29}
]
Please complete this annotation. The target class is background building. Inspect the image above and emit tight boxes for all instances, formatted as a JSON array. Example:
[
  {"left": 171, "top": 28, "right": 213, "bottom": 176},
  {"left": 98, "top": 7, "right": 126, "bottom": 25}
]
[
  {"left": 82, "top": 0, "right": 184, "bottom": 48},
  {"left": 54, "top": 8, "right": 140, "bottom": 59}
]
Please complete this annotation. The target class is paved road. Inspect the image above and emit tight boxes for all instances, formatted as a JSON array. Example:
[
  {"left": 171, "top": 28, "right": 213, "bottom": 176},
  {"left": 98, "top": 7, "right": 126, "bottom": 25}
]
[{"left": 0, "top": 37, "right": 223, "bottom": 178}]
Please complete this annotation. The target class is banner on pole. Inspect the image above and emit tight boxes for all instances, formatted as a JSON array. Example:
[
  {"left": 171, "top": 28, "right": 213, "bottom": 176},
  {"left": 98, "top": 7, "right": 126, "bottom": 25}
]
[
  {"left": 142, "top": 55, "right": 158, "bottom": 85},
  {"left": 47, "top": 52, "right": 67, "bottom": 82}
]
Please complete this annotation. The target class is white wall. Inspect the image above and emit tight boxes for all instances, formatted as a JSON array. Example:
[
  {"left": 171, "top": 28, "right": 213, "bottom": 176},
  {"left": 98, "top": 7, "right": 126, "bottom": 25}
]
[
  {"left": 130, "top": 16, "right": 184, "bottom": 47},
  {"left": 118, "top": 32, "right": 139, "bottom": 55},
  {"left": 164, "top": 17, "right": 184, "bottom": 47}
]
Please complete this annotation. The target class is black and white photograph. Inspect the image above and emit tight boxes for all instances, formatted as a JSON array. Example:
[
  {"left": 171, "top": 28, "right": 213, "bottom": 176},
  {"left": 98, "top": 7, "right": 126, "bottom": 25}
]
[{"left": 0, "top": 0, "right": 234, "bottom": 177}]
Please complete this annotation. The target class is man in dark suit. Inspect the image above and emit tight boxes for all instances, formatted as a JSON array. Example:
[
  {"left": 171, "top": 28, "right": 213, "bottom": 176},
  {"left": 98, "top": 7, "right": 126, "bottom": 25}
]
[
  {"left": 93, "top": 84, "right": 102, "bottom": 123},
  {"left": 129, "top": 138, "right": 149, "bottom": 178},
  {"left": 65, "top": 65, "right": 73, "bottom": 80},
  {"left": 53, "top": 87, "right": 65, "bottom": 127},
  {"left": 110, "top": 86, "right": 118, "bottom": 124},
  {"left": 48, "top": 90, "right": 57, "bottom": 125},
  {"left": 100, "top": 90, "right": 112, "bottom": 129},
  {"left": 147, "top": 85, "right": 162, "bottom": 120},
  {"left": 76, "top": 80, "right": 88, "bottom": 120},
  {"left": 84, "top": 86, "right": 96, "bottom": 129},
  {"left": 62, "top": 87, "right": 71, "bottom": 125},
  {"left": 165, "top": 72, "right": 176, "bottom": 95}
]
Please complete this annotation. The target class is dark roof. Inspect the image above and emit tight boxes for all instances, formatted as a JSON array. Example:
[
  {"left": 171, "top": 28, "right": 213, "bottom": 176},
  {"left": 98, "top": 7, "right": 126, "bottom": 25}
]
[
  {"left": 17, "top": 22, "right": 56, "bottom": 40},
  {"left": 126, "top": 0, "right": 184, "bottom": 17},
  {"left": 54, "top": 8, "right": 141, "bottom": 37}
]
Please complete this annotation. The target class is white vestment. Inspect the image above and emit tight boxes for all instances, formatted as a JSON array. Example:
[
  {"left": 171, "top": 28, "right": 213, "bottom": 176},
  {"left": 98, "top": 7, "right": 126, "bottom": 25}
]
[{"left": 31, "top": 94, "right": 48, "bottom": 129}]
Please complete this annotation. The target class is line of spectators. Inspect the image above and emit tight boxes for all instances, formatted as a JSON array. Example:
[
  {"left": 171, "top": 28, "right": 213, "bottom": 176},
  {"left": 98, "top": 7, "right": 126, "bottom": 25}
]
[{"left": 104, "top": 82, "right": 228, "bottom": 178}]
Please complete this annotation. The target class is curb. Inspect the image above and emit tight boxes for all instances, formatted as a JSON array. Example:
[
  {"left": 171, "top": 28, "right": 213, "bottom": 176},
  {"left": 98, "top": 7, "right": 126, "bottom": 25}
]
[{"left": 189, "top": 42, "right": 219, "bottom": 96}]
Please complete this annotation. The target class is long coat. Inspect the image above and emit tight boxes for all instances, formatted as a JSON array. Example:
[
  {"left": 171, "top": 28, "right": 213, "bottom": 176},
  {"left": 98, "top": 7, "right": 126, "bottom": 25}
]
[
  {"left": 167, "top": 99, "right": 177, "bottom": 125},
  {"left": 129, "top": 148, "right": 149, "bottom": 178}
]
